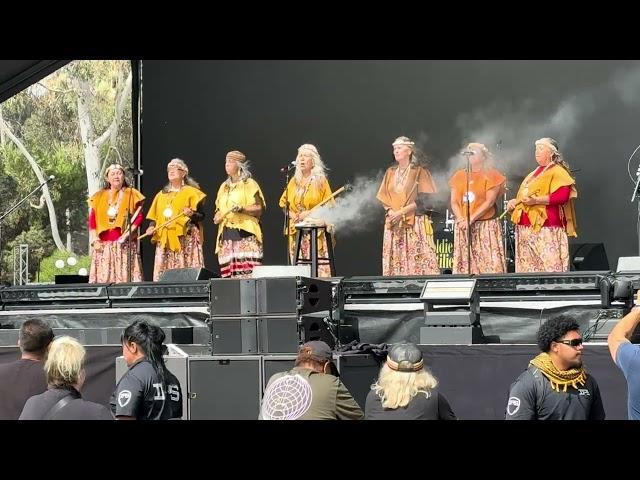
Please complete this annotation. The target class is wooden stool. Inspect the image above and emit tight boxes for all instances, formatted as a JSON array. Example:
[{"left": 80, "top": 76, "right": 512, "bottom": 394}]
[{"left": 293, "top": 224, "right": 335, "bottom": 277}]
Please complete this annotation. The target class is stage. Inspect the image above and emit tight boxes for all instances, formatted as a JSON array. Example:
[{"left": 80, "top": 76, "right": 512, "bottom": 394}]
[{"left": 0, "top": 270, "right": 636, "bottom": 419}]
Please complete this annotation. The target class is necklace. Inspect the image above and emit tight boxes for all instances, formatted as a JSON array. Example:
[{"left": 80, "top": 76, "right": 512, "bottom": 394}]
[
  {"left": 107, "top": 188, "right": 124, "bottom": 222},
  {"left": 295, "top": 175, "right": 314, "bottom": 210},
  {"left": 163, "top": 189, "right": 181, "bottom": 219},
  {"left": 394, "top": 165, "right": 411, "bottom": 192}
]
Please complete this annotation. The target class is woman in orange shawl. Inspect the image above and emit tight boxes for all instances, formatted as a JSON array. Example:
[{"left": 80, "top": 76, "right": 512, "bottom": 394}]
[
  {"left": 376, "top": 136, "right": 439, "bottom": 276},
  {"left": 449, "top": 142, "right": 506, "bottom": 274}
]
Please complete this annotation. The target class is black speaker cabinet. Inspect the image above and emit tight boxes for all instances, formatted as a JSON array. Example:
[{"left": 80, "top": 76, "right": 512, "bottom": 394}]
[
  {"left": 261, "top": 354, "right": 297, "bottom": 394},
  {"left": 570, "top": 243, "right": 609, "bottom": 271},
  {"left": 211, "top": 317, "right": 259, "bottom": 354},
  {"left": 256, "top": 276, "right": 333, "bottom": 315},
  {"left": 333, "top": 353, "right": 382, "bottom": 409},
  {"left": 299, "top": 313, "right": 336, "bottom": 348},
  {"left": 211, "top": 316, "right": 299, "bottom": 354},
  {"left": 210, "top": 279, "right": 257, "bottom": 316},
  {"left": 159, "top": 267, "right": 217, "bottom": 282},
  {"left": 188, "top": 355, "right": 262, "bottom": 420}
]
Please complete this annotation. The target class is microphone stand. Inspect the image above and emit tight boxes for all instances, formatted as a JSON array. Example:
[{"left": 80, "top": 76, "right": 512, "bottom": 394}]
[
  {"left": 631, "top": 165, "right": 640, "bottom": 255},
  {"left": 0, "top": 176, "right": 54, "bottom": 283},
  {"left": 463, "top": 153, "right": 472, "bottom": 274},
  {"left": 127, "top": 170, "right": 143, "bottom": 283},
  {"left": 282, "top": 164, "right": 294, "bottom": 265}
]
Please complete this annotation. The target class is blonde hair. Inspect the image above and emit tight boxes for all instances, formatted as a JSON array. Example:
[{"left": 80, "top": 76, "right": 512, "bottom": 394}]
[
  {"left": 371, "top": 363, "right": 438, "bottom": 409},
  {"left": 45, "top": 336, "right": 85, "bottom": 389},
  {"left": 295, "top": 144, "right": 328, "bottom": 181},
  {"left": 467, "top": 142, "right": 494, "bottom": 169}
]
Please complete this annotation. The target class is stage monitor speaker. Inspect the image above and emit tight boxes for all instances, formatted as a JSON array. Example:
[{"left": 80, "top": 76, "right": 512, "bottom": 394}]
[
  {"left": 570, "top": 243, "right": 609, "bottom": 271},
  {"left": 159, "top": 268, "right": 217, "bottom": 282},
  {"left": 617, "top": 256, "right": 640, "bottom": 273}
]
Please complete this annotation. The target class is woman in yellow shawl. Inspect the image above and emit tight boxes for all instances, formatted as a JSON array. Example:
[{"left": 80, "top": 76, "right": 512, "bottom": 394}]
[
  {"left": 145, "top": 158, "right": 207, "bottom": 281},
  {"left": 376, "top": 136, "right": 439, "bottom": 276},
  {"left": 278, "top": 144, "right": 333, "bottom": 277},
  {"left": 214, "top": 151, "right": 266, "bottom": 278},
  {"left": 88, "top": 163, "right": 145, "bottom": 283},
  {"left": 506, "top": 137, "right": 578, "bottom": 272}
]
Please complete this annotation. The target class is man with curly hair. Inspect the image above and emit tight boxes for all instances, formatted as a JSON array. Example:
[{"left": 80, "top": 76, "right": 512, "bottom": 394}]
[{"left": 505, "top": 315, "right": 605, "bottom": 420}]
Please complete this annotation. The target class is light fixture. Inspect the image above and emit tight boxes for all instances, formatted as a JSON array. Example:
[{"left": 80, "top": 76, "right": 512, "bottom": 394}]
[{"left": 419, "top": 278, "right": 484, "bottom": 344}]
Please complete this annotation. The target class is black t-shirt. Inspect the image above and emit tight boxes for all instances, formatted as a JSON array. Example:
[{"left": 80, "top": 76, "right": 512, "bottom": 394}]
[
  {"left": 505, "top": 365, "right": 606, "bottom": 420},
  {"left": 364, "top": 388, "right": 457, "bottom": 420},
  {"left": 19, "top": 388, "right": 113, "bottom": 420},
  {"left": 111, "top": 359, "right": 183, "bottom": 420},
  {"left": 0, "top": 359, "right": 47, "bottom": 420}
]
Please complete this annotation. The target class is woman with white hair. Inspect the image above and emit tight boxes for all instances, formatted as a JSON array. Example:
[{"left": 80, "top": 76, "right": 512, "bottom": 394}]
[
  {"left": 19, "top": 336, "right": 113, "bottom": 420},
  {"left": 365, "top": 343, "right": 456, "bottom": 420},
  {"left": 214, "top": 150, "right": 266, "bottom": 278},
  {"left": 449, "top": 142, "right": 506, "bottom": 274},
  {"left": 88, "top": 163, "right": 145, "bottom": 283},
  {"left": 376, "top": 136, "right": 439, "bottom": 276},
  {"left": 278, "top": 144, "right": 334, "bottom": 277},
  {"left": 506, "top": 138, "right": 578, "bottom": 272},
  {"left": 145, "top": 158, "right": 207, "bottom": 281}
]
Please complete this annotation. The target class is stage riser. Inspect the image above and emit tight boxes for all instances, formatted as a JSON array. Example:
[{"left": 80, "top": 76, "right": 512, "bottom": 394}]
[{"left": 0, "top": 327, "right": 210, "bottom": 347}]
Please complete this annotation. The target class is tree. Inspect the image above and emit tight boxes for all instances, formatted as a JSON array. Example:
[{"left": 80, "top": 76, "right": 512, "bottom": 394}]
[{"left": 0, "top": 60, "right": 133, "bottom": 284}]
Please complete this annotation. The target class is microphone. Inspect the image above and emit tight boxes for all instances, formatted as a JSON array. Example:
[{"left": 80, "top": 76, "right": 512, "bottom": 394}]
[
  {"left": 280, "top": 161, "right": 296, "bottom": 173},
  {"left": 631, "top": 165, "right": 640, "bottom": 203},
  {"left": 127, "top": 167, "right": 144, "bottom": 175},
  {"left": 461, "top": 150, "right": 476, "bottom": 156}
]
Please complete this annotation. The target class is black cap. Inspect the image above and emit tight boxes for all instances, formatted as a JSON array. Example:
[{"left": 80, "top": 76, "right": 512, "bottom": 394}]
[
  {"left": 387, "top": 343, "right": 424, "bottom": 372},
  {"left": 300, "top": 341, "right": 332, "bottom": 362}
]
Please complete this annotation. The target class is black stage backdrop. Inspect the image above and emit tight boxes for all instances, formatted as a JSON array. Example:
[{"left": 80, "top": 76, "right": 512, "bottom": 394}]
[{"left": 140, "top": 60, "right": 640, "bottom": 279}]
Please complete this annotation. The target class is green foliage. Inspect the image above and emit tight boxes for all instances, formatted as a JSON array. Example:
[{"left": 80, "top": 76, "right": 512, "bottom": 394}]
[
  {"left": 0, "top": 59, "right": 133, "bottom": 284},
  {"left": 1, "top": 226, "right": 54, "bottom": 284},
  {"left": 37, "top": 249, "right": 91, "bottom": 283}
]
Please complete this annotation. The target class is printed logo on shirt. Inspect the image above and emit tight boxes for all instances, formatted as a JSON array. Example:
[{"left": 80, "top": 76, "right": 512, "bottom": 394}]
[
  {"left": 463, "top": 191, "right": 476, "bottom": 204},
  {"left": 168, "top": 384, "right": 180, "bottom": 402},
  {"left": 118, "top": 390, "right": 132, "bottom": 407},
  {"left": 578, "top": 389, "right": 591, "bottom": 396},
  {"left": 507, "top": 396, "right": 520, "bottom": 416}
]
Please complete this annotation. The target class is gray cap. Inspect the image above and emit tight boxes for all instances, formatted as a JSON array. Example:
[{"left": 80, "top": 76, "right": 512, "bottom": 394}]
[
  {"left": 300, "top": 341, "right": 332, "bottom": 362},
  {"left": 387, "top": 343, "right": 424, "bottom": 372}
]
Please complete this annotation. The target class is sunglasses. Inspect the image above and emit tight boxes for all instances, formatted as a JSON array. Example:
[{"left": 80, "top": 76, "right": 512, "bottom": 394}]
[{"left": 556, "top": 338, "right": 583, "bottom": 347}]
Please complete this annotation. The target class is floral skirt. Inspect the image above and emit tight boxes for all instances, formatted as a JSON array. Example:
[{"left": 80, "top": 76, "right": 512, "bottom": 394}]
[
  {"left": 89, "top": 240, "right": 143, "bottom": 283},
  {"left": 515, "top": 225, "right": 569, "bottom": 273},
  {"left": 382, "top": 217, "right": 439, "bottom": 276},
  {"left": 453, "top": 218, "right": 506, "bottom": 274},
  {"left": 152, "top": 225, "right": 204, "bottom": 281}
]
